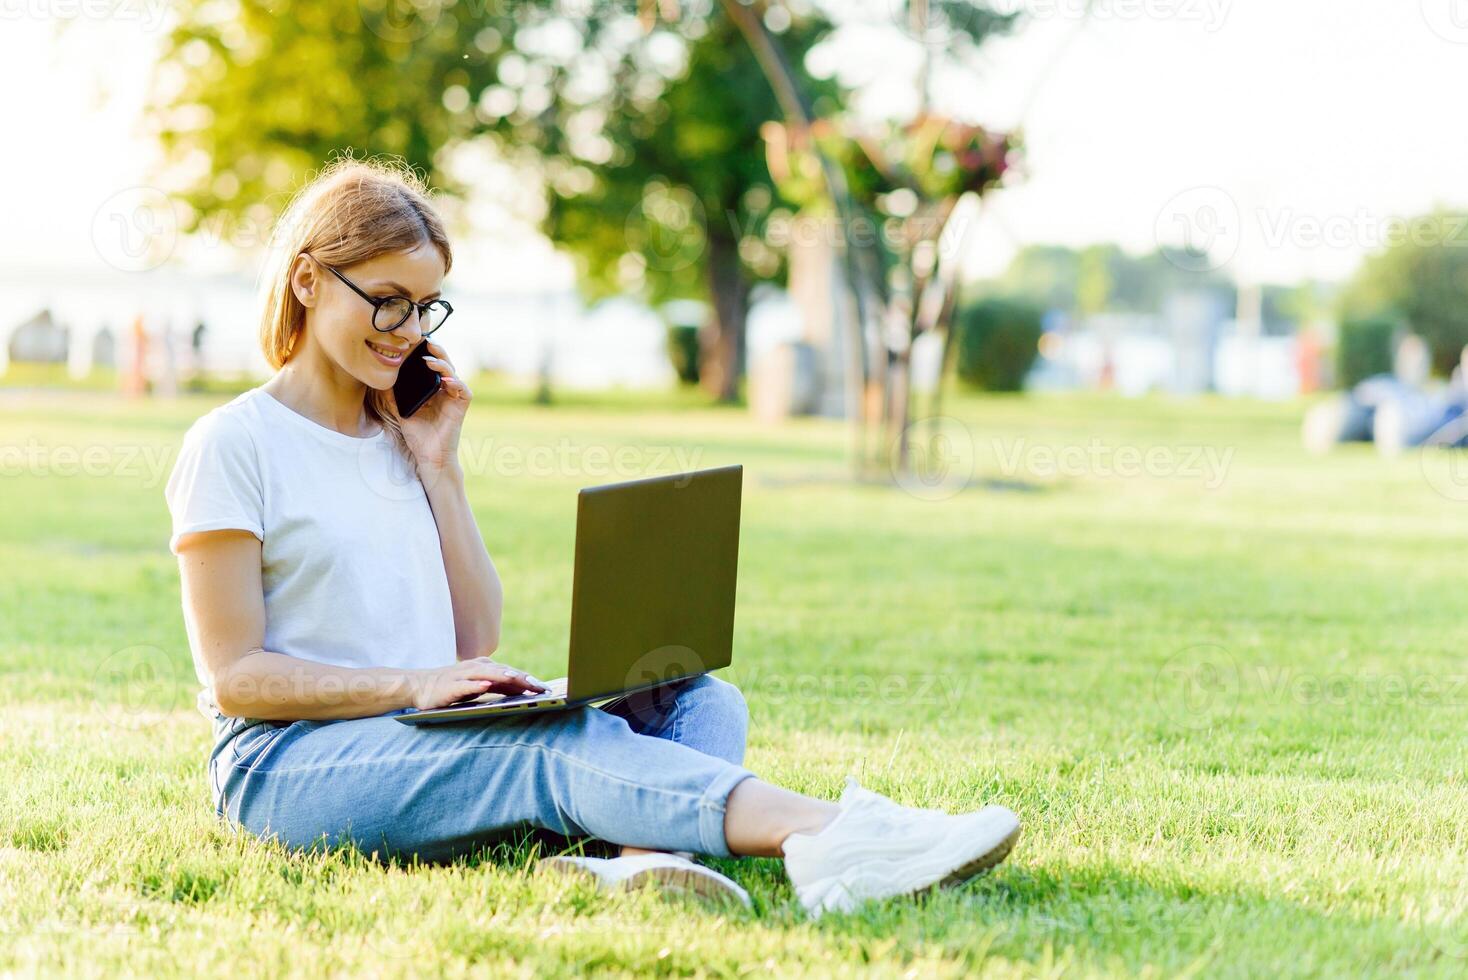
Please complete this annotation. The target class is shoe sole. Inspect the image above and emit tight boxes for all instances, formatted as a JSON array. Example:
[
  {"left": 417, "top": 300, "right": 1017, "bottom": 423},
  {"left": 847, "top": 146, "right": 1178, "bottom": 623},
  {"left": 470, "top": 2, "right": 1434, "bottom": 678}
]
[
  {"left": 537, "top": 856, "right": 600, "bottom": 885},
  {"left": 870, "top": 823, "right": 1020, "bottom": 906},
  {"left": 936, "top": 823, "right": 1020, "bottom": 889},
  {"left": 623, "top": 865, "right": 751, "bottom": 908},
  {"left": 538, "top": 856, "right": 750, "bottom": 908}
]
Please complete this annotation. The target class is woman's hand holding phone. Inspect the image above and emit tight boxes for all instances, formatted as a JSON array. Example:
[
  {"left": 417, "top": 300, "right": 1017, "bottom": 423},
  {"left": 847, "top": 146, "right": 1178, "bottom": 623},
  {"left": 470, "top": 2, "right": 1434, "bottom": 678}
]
[
  {"left": 412, "top": 656, "right": 549, "bottom": 711},
  {"left": 396, "top": 339, "right": 472, "bottom": 482}
]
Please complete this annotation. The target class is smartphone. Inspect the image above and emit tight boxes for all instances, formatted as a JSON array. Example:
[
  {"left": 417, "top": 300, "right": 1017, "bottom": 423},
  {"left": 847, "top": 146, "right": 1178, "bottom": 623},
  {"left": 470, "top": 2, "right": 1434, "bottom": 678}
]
[{"left": 392, "top": 340, "right": 442, "bottom": 418}]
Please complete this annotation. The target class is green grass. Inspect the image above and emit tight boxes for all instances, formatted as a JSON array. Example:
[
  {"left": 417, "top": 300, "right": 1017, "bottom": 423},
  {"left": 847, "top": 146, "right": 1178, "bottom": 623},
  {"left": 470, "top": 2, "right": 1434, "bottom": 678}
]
[{"left": 1, "top": 382, "right": 1465, "bottom": 977}]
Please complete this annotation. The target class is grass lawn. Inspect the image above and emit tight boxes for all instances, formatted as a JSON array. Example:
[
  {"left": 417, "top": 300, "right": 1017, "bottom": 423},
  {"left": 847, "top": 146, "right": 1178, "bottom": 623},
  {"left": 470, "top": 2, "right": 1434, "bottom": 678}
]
[{"left": 1, "top": 381, "right": 1465, "bottom": 977}]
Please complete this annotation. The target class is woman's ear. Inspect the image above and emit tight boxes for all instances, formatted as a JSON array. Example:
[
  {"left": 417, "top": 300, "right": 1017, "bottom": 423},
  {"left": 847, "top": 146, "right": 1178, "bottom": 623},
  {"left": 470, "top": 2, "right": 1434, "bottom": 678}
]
[{"left": 289, "top": 254, "right": 319, "bottom": 308}]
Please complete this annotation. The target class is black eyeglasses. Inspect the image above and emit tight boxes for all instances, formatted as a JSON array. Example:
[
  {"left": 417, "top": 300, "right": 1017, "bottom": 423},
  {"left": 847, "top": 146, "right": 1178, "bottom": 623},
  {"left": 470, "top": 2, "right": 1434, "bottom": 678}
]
[{"left": 313, "top": 258, "right": 454, "bottom": 336}]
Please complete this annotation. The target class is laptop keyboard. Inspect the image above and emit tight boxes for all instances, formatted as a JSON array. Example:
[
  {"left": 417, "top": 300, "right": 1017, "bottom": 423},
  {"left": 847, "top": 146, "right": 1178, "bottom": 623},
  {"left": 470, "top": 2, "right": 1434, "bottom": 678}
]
[
  {"left": 496, "top": 676, "right": 568, "bottom": 705},
  {"left": 447, "top": 676, "right": 568, "bottom": 709}
]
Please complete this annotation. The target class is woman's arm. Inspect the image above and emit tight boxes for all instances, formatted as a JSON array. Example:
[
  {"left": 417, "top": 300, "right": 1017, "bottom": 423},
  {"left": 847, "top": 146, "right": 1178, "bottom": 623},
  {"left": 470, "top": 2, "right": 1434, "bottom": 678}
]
[
  {"left": 177, "top": 529, "right": 539, "bottom": 720},
  {"left": 418, "top": 464, "right": 504, "bottom": 661},
  {"left": 401, "top": 340, "right": 504, "bottom": 662}
]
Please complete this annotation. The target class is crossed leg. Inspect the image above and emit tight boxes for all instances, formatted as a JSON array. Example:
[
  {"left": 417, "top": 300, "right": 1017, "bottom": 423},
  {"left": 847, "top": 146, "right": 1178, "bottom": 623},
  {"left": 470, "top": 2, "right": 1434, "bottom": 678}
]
[{"left": 597, "top": 674, "right": 748, "bottom": 858}]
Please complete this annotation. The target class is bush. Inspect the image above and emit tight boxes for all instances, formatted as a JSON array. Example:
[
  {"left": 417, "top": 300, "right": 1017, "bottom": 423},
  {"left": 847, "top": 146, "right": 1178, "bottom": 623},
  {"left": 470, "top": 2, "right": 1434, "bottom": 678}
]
[
  {"left": 1336, "top": 316, "right": 1396, "bottom": 388},
  {"left": 666, "top": 324, "right": 700, "bottom": 385},
  {"left": 1340, "top": 213, "right": 1468, "bottom": 376},
  {"left": 953, "top": 297, "right": 1043, "bottom": 392}
]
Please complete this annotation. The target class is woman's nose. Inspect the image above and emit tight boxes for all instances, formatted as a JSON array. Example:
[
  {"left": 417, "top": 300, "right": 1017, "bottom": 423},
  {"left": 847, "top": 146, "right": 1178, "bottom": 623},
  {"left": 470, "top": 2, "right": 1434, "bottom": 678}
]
[{"left": 390, "top": 312, "right": 424, "bottom": 345}]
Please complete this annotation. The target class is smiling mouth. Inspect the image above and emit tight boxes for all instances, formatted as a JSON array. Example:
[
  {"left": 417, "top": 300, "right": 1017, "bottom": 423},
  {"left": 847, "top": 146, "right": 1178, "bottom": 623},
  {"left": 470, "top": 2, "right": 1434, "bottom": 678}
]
[{"left": 366, "top": 339, "right": 408, "bottom": 363}]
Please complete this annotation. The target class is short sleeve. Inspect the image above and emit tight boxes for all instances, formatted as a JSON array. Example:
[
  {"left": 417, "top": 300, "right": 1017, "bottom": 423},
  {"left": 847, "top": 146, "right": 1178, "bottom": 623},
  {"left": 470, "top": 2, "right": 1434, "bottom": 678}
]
[{"left": 164, "top": 411, "right": 264, "bottom": 554}]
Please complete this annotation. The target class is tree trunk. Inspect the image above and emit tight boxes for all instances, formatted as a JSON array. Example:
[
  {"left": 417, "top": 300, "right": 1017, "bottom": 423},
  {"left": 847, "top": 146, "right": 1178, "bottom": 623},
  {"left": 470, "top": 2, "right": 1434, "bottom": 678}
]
[
  {"left": 719, "top": 0, "right": 875, "bottom": 471},
  {"left": 700, "top": 231, "right": 748, "bottom": 403}
]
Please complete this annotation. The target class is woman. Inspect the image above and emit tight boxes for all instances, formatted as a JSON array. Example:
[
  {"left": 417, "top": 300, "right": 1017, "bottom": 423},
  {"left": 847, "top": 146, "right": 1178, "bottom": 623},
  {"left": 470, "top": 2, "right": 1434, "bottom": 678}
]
[{"left": 164, "top": 159, "right": 1020, "bottom": 918}]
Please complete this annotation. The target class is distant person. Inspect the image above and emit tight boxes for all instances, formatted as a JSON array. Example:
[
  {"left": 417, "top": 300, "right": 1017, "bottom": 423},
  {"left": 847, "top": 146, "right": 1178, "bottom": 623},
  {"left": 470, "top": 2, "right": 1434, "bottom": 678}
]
[
  {"left": 156, "top": 322, "right": 179, "bottom": 398},
  {"left": 1302, "top": 333, "right": 1443, "bottom": 455},
  {"left": 122, "top": 314, "right": 149, "bottom": 397},
  {"left": 1370, "top": 343, "right": 1468, "bottom": 455},
  {"left": 1385, "top": 344, "right": 1468, "bottom": 451},
  {"left": 162, "top": 159, "right": 1020, "bottom": 917},
  {"left": 1294, "top": 325, "right": 1324, "bottom": 394},
  {"left": 189, "top": 320, "right": 207, "bottom": 390},
  {"left": 92, "top": 325, "right": 116, "bottom": 371}
]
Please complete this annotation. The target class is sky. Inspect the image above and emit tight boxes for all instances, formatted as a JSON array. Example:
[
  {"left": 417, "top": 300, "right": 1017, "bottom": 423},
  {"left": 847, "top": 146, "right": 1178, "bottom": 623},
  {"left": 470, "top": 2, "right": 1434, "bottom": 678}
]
[
  {"left": 958, "top": 0, "right": 1468, "bottom": 284},
  {"left": 3, "top": 0, "right": 1467, "bottom": 291}
]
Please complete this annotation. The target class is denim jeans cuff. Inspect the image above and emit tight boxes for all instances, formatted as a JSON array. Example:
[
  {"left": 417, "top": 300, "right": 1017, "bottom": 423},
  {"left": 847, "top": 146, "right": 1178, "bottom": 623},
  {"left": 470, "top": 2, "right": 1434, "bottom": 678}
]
[{"left": 696, "top": 765, "right": 755, "bottom": 857}]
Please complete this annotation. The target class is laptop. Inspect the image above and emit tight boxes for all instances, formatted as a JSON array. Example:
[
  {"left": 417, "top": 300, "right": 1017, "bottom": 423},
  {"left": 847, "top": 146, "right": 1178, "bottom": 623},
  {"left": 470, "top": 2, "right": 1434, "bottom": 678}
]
[{"left": 396, "top": 464, "right": 742, "bottom": 726}]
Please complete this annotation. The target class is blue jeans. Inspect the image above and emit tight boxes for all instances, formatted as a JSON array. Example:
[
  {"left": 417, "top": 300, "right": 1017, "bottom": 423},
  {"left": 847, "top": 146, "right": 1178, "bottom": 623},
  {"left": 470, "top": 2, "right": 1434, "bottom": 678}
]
[{"left": 207, "top": 675, "right": 754, "bottom": 863}]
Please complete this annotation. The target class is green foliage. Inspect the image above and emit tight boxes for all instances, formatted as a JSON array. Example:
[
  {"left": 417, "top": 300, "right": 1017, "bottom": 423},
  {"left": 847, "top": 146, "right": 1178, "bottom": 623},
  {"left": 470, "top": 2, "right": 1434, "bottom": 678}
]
[
  {"left": 765, "top": 114, "right": 1018, "bottom": 319},
  {"left": 152, "top": 1, "right": 838, "bottom": 311},
  {"left": 539, "top": 12, "right": 839, "bottom": 307},
  {"left": 1340, "top": 211, "right": 1468, "bottom": 376},
  {"left": 954, "top": 296, "right": 1042, "bottom": 391},
  {"left": 1336, "top": 316, "right": 1398, "bottom": 388},
  {"left": 152, "top": 1, "right": 492, "bottom": 220},
  {"left": 905, "top": 0, "right": 1019, "bottom": 51},
  {"left": 1258, "top": 282, "right": 1325, "bottom": 336},
  {"left": 989, "top": 244, "right": 1081, "bottom": 312},
  {"left": 987, "top": 243, "right": 1236, "bottom": 317}
]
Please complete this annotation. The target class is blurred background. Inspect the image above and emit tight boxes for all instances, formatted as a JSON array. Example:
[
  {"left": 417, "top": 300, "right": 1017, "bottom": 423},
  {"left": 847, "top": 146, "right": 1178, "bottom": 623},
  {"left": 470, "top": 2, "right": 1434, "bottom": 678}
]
[{"left": 4, "top": 0, "right": 1468, "bottom": 470}]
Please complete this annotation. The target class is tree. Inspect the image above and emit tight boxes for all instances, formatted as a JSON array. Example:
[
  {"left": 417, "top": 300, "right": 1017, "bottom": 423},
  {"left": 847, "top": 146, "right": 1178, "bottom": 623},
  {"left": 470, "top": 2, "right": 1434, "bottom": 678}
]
[
  {"left": 757, "top": 0, "right": 1020, "bottom": 472},
  {"left": 993, "top": 245, "right": 1082, "bottom": 313},
  {"left": 154, "top": 0, "right": 1029, "bottom": 463},
  {"left": 150, "top": 0, "right": 838, "bottom": 401},
  {"left": 535, "top": 11, "right": 839, "bottom": 401},
  {"left": 985, "top": 243, "right": 1236, "bottom": 318}
]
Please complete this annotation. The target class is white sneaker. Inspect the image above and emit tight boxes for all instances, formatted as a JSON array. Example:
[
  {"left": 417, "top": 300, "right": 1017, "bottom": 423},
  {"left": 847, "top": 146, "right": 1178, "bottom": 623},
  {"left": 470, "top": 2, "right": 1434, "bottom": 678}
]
[
  {"left": 539, "top": 852, "right": 752, "bottom": 909},
  {"left": 781, "top": 776, "right": 1021, "bottom": 918}
]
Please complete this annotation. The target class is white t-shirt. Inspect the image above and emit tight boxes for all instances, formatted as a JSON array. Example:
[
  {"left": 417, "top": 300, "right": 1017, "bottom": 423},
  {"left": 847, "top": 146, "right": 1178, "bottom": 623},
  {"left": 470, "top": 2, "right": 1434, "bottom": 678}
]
[{"left": 164, "top": 386, "right": 458, "bottom": 714}]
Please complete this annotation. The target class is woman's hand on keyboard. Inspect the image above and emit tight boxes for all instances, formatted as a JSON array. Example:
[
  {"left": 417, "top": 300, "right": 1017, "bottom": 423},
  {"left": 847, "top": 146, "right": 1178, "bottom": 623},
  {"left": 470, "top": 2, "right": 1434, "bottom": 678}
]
[{"left": 411, "top": 657, "right": 549, "bottom": 711}]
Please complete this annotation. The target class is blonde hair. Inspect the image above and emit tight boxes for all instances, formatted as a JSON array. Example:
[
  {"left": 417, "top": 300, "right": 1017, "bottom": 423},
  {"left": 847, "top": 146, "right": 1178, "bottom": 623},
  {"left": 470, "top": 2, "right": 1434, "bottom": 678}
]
[{"left": 258, "top": 156, "right": 452, "bottom": 449}]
